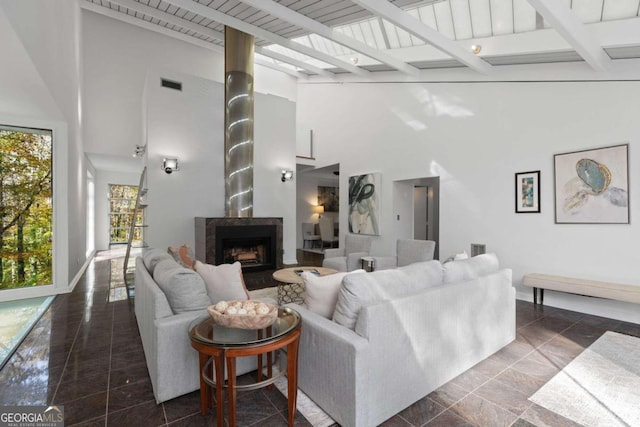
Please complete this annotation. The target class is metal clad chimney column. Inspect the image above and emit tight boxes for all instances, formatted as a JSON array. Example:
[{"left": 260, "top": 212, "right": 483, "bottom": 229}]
[{"left": 225, "top": 27, "right": 254, "bottom": 217}]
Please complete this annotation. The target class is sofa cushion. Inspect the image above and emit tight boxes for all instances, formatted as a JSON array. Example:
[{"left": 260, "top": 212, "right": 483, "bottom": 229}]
[
  {"left": 143, "top": 248, "right": 173, "bottom": 275},
  {"left": 153, "top": 258, "right": 209, "bottom": 314},
  {"left": 302, "top": 269, "right": 365, "bottom": 318},
  {"left": 194, "top": 261, "right": 250, "bottom": 304},
  {"left": 443, "top": 253, "right": 499, "bottom": 284},
  {"left": 333, "top": 260, "right": 443, "bottom": 330}
]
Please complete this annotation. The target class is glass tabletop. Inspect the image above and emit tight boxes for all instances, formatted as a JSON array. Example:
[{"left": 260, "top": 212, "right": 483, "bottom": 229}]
[{"left": 189, "top": 306, "right": 300, "bottom": 348}]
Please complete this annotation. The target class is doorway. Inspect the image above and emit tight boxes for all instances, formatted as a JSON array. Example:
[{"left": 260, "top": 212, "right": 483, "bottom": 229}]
[{"left": 412, "top": 177, "right": 439, "bottom": 259}]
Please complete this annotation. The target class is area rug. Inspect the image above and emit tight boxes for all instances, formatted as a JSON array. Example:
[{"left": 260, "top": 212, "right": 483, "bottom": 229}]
[
  {"left": 529, "top": 331, "right": 640, "bottom": 427},
  {"left": 268, "top": 365, "right": 335, "bottom": 427}
]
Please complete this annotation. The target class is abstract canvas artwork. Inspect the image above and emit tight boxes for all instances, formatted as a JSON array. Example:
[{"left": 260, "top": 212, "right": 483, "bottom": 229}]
[
  {"left": 554, "top": 144, "right": 629, "bottom": 224},
  {"left": 515, "top": 171, "right": 540, "bottom": 213},
  {"left": 317, "top": 186, "right": 339, "bottom": 212},
  {"left": 348, "top": 173, "right": 380, "bottom": 235}
]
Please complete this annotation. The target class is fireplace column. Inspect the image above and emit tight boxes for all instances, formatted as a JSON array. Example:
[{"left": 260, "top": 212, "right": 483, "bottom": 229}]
[{"left": 224, "top": 27, "right": 255, "bottom": 218}]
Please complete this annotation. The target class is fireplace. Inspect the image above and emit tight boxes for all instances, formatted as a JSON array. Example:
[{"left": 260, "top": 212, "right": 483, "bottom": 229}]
[{"left": 195, "top": 217, "right": 283, "bottom": 272}]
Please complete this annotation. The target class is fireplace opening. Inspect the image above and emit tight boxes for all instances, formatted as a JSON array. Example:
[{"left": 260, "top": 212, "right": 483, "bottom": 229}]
[{"left": 214, "top": 224, "right": 277, "bottom": 272}]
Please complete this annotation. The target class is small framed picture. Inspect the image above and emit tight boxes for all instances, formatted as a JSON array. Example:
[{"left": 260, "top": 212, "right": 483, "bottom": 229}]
[{"left": 515, "top": 171, "right": 540, "bottom": 213}]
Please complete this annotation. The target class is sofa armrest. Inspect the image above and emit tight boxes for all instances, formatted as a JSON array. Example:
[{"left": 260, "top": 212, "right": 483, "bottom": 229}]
[
  {"left": 286, "top": 303, "right": 371, "bottom": 427},
  {"left": 323, "top": 248, "right": 345, "bottom": 258},
  {"left": 150, "top": 311, "right": 206, "bottom": 402}
]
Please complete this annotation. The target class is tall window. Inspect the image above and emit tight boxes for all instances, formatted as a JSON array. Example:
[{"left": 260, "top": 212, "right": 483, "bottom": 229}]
[
  {"left": 109, "top": 184, "right": 143, "bottom": 245},
  {"left": 0, "top": 125, "right": 53, "bottom": 290}
]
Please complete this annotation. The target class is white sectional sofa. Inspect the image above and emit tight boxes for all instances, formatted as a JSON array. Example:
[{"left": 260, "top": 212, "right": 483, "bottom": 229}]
[
  {"left": 288, "top": 253, "right": 515, "bottom": 427},
  {"left": 134, "top": 250, "right": 265, "bottom": 403}
]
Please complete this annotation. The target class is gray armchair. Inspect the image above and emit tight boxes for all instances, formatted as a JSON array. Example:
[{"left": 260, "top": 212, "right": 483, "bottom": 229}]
[
  {"left": 322, "top": 234, "right": 372, "bottom": 272},
  {"left": 374, "top": 239, "right": 436, "bottom": 270}
]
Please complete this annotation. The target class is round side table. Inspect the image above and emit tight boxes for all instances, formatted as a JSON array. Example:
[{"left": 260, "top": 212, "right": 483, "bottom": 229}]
[{"left": 189, "top": 307, "right": 301, "bottom": 427}]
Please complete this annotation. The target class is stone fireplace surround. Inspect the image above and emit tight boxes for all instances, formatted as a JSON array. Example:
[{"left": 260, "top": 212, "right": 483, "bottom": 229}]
[{"left": 194, "top": 217, "right": 283, "bottom": 272}]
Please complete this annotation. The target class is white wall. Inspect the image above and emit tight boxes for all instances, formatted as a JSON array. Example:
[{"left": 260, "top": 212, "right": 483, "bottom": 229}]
[
  {"left": 145, "top": 71, "right": 297, "bottom": 263},
  {"left": 297, "top": 80, "right": 640, "bottom": 323},
  {"left": 82, "top": 9, "right": 297, "bottom": 158},
  {"left": 0, "top": 0, "right": 84, "bottom": 299}
]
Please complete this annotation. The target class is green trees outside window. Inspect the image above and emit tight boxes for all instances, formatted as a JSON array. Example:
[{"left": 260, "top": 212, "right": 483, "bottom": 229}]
[
  {"left": 109, "top": 185, "right": 143, "bottom": 245},
  {"left": 0, "top": 126, "right": 53, "bottom": 290}
]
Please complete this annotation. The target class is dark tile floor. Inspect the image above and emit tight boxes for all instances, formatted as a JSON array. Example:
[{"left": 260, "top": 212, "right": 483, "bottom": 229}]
[{"left": 0, "top": 250, "right": 638, "bottom": 427}]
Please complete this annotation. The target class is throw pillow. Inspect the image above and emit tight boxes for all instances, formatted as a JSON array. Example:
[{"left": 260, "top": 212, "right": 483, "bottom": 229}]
[
  {"left": 302, "top": 269, "right": 365, "bottom": 318},
  {"left": 443, "top": 253, "right": 499, "bottom": 284},
  {"left": 142, "top": 248, "right": 173, "bottom": 275},
  {"left": 168, "top": 244, "right": 196, "bottom": 269},
  {"left": 194, "top": 261, "right": 250, "bottom": 304},
  {"left": 443, "top": 251, "right": 469, "bottom": 263},
  {"left": 153, "top": 258, "right": 209, "bottom": 314}
]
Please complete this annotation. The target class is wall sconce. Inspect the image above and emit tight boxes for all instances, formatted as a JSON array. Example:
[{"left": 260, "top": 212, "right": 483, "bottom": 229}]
[
  {"left": 162, "top": 158, "right": 179, "bottom": 174},
  {"left": 133, "top": 144, "right": 146, "bottom": 158},
  {"left": 312, "top": 205, "right": 324, "bottom": 219},
  {"left": 281, "top": 169, "right": 294, "bottom": 182}
]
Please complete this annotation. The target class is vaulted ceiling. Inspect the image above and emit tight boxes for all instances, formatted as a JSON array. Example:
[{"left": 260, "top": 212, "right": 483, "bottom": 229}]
[{"left": 81, "top": 0, "right": 640, "bottom": 79}]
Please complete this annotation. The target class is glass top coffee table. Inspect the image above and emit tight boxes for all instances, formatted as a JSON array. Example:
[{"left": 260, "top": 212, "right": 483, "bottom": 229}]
[{"left": 189, "top": 307, "right": 301, "bottom": 427}]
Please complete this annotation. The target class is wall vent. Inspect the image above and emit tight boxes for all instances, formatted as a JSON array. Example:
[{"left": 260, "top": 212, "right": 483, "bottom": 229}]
[{"left": 161, "top": 78, "right": 182, "bottom": 91}]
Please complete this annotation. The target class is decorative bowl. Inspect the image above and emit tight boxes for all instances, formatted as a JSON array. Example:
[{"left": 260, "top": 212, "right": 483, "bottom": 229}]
[{"left": 207, "top": 300, "right": 278, "bottom": 329}]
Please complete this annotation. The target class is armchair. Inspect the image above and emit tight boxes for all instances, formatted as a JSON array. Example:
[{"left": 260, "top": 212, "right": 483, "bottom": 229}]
[
  {"left": 374, "top": 239, "right": 436, "bottom": 270},
  {"left": 322, "top": 234, "right": 372, "bottom": 272}
]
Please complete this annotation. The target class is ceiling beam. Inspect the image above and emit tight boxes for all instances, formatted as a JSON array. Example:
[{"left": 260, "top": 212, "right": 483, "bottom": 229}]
[
  {"left": 164, "top": 0, "right": 370, "bottom": 77},
  {"left": 527, "top": 0, "right": 611, "bottom": 71},
  {"left": 255, "top": 47, "right": 335, "bottom": 78},
  {"left": 349, "top": 0, "right": 492, "bottom": 74},
  {"left": 237, "top": 0, "right": 421, "bottom": 77}
]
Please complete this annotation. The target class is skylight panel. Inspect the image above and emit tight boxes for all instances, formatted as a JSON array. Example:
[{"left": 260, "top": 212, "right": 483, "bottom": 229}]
[
  {"left": 513, "top": 0, "right": 537, "bottom": 32},
  {"left": 382, "top": 19, "right": 401, "bottom": 48},
  {"left": 490, "top": 0, "right": 514, "bottom": 35},
  {"left": 307, "top": 34, "right": 354, "bottom": 56},
  {"left": 262, "top": 44, "right": 334, "bottom": 69},
  {"left": 602, "top": 0, "right": 640, "bottom": 21},
  {"left": 334, "top": 18, "right": 385, "bottom": 50},
  {"left": 255, "top": 53, "right": 302, "bottom": 72},
  {"left": 469, "top": 0, "right": 493, "bottom": 37},
  {"left": 433, "top": 1, "right": 456, "bottom": 39},
  {"left": 417, "top": 5, "right": 439, "bottom": 32},
  {"left": 450, "top": 0, "right": 473, "bottom": 40},
  {"left": 367, "top": 20, "right": 387, "bottom": 49},
  {"left": 572, "top": 0, "right": 605, "bottom": 23}
]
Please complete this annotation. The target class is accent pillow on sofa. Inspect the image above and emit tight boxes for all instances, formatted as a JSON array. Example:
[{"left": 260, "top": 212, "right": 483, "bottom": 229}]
[
  {"left": 143, "top": 248, "right": 174, "bottom": 275},
  {"left": 443, "top": 253, "right": 499, "bottom": 284},
  {"left": 194, "top": 261, "right": 250, "bottom": 304},
  {"left": 302, "top": 269, "right": 365, "bottom": 318},
  {"left": 168, "top": 244, "right": 196, "bottom": 270},
  {"left": 153, "top": 258, "right": 210, "bottom": 314},
  {"left": 333, "top": 260, "right": 443, "bottom": 330}
]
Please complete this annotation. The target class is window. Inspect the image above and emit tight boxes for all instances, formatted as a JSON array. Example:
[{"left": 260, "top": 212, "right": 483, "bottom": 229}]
[
  {"left": 108, "top": 184, "right": 144, "bottom": 245},
  {"left": 0, "top": 125, "right": 53, "bottom": 290}
]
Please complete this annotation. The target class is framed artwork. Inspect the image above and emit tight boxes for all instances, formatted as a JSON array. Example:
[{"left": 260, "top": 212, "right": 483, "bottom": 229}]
[
  {"left": 554, "top": 144, "right": 629, "bottom": 224},
  {"left": 515, "top": 171, "right": 540, "bottom": 213},
  {"left": 317, "top": 186, "right": 339, "bottom": 212},
  {"left": 348, "top": 173, "right": 381, "bottom": 235}
]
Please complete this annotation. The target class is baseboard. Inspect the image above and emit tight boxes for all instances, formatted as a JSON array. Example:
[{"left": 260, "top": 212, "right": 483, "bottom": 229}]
[{"left": 68, "top": 250, "right": 96, "bottom": 293}]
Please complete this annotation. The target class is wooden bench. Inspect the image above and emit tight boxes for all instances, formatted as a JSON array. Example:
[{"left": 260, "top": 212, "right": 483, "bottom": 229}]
[{"left": 523, "top": 273, "right": 640, "bottom": 305}]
